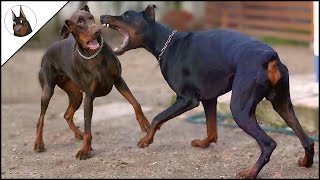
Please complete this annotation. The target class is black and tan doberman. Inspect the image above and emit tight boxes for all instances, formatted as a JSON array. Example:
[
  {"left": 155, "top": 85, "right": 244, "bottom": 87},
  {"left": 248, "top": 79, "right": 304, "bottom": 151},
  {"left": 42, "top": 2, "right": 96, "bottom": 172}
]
[
  {"left": 34, "top": 5, "right": 150, "bottom": 160},
  {"left": 100, "top": 5, "right": 314, "bottom": 179}
]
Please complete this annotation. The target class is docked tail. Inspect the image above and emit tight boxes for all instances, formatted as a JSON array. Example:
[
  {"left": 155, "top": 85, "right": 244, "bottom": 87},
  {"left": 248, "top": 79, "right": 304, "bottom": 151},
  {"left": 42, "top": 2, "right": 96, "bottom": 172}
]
[
  {"left": 267, "top": 59, "right": 281, "bottom": 86},
  {"left": 264, "top": 55, "right": 282, "bottom": 101}
]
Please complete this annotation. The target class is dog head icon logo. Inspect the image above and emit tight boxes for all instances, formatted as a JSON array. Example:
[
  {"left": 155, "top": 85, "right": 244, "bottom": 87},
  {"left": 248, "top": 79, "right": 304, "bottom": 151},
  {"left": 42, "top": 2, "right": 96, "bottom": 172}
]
[{"left": 11, "top": 6, "right": 33, "bottom": 37}]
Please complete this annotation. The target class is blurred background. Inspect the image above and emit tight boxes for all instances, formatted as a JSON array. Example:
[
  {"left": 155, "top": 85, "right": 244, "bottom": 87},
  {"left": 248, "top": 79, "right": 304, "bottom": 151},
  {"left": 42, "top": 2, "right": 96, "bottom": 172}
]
[
  {"left": 2, "top": 2, "right": 318, "bottom": 178},
  {"left": 28, "top": 1, "right": 315, "bottom": 48}
]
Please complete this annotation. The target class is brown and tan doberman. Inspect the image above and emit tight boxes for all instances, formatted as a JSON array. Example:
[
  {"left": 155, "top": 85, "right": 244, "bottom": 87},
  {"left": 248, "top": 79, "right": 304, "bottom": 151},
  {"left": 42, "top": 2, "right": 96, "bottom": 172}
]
[{"left": 33, "top": 5, "right": 150, "bottom": 160}]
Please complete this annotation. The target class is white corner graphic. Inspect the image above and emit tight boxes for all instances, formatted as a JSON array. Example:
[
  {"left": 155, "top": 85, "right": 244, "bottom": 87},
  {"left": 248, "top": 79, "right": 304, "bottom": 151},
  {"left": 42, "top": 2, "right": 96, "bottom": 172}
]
[{"left": 1, "top": 1, "right": 68, "bottom": 66}]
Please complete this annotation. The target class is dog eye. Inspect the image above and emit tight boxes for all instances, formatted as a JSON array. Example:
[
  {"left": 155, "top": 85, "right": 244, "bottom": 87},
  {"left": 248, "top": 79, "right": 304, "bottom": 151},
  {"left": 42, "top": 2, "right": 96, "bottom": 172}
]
[
  {"left": 78, "top": 20, "right": 84, "bottom": 24},
  {"left": 20, "top": 20, "right": 23, "bottom": 23}
]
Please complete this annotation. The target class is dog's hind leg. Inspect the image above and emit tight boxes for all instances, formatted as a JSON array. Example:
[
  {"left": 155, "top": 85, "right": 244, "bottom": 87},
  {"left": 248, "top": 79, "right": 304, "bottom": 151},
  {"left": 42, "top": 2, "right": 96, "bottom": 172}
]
[
  {"left": 57, "top": 76, "right": 84, "bottom": 140},
  {"left": 34, "top": 68, "right": 56, "bottom": 152},
  {"left": 230, "top": 72, "right": 276, "bottom": 179},
  {"left": 191, "top": 98, "right": 218, "bottom": 148},
  {"left": 270, "top": 63, "right": 314, "bottom": 168}
]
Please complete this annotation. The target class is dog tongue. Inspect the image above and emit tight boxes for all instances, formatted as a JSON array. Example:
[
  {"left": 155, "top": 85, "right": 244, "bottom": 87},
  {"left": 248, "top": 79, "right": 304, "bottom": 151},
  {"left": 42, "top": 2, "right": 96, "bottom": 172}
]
[{"left": 87, "top": 39, "right": 100, "bottom": 50}]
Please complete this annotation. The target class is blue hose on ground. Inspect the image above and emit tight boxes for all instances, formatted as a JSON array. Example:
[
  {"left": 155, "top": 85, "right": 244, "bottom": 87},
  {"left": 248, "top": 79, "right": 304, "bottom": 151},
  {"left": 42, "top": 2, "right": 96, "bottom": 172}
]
[{"left": 186, "top": 112, "right": 319, "bottom": 142}]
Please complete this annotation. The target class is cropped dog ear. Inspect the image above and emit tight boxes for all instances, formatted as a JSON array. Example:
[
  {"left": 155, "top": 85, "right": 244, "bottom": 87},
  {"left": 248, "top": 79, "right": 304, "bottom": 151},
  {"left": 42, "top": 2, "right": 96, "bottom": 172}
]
[
  {"left": 144, "top": 4, "right": 156, "bottom": 23},
  {"left": 20, "top": 6, "right": 26, "bottom": 18},
  {"left": 59, "top": 20, "right": 71, "bottom": 39},
  {"left": 12, "top": 10, "right": 17, "bottom": 20},
  {"left": 80, "top": 4, "right": 90, "bottom": 13}
]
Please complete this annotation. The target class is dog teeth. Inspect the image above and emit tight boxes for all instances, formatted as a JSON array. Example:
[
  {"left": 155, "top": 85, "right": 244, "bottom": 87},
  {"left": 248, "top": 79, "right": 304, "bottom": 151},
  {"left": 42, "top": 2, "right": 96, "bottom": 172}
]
[{"left": 103, "top": 23, "right": 110, "bottom": 28}]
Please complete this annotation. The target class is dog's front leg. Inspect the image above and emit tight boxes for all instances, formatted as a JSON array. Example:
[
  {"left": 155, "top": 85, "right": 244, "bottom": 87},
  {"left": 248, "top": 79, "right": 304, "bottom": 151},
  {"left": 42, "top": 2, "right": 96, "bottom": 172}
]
[
  {"left": 114, "top": 77, "right": 151, "bottom": 132},
  {"left": 76, "top": 94, "right": 94, "bottom": 160},
  {"left": 138, "top": 95, "right": 199, "bottom": 148}
]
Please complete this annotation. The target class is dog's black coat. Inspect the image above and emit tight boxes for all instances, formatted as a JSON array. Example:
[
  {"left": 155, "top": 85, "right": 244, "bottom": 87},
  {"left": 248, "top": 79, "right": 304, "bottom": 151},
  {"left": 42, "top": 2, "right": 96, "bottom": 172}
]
[
  {"left": 100, "top": 5, "right": 314, "bottom": 178},
  {"left": 156, "top": 28, "right": 279, "bottom": 101}
]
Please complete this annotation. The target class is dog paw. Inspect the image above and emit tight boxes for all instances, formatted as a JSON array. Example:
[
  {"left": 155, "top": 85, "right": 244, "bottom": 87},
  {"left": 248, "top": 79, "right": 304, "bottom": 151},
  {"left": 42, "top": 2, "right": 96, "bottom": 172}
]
[
  {"left": 76, "top": 146, "right": 92, "bottom": 160},
  {"left": 298, "top": 157, "right": 313, "bottom": 168},
  {"left": 33, "top": 140, "right": 45, "bottom": 152},
  {"left": 74, "top": 132, "right": 84, "bottom": 140},
  {"left": 137, "top": 137, "right": 153, "bottom": 148},
  {"left": 191, "top": 139, "right": 210, "bottom": 148},
  {"left": 236, "top": 169, "right": 257, "bottom": 179}
]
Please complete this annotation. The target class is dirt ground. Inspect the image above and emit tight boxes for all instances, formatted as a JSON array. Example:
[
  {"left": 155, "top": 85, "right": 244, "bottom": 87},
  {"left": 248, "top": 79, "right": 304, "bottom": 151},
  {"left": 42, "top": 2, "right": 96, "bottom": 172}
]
[{"left": 1, "top": 40, "right": 319, "bottom": 178}]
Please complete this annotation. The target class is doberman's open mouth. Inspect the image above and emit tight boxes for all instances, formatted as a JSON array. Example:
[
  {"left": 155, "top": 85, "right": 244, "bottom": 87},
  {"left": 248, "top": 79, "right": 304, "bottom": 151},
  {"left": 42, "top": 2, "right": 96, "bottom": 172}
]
[
  {"left": 86, "top": 38, "right": 100, "bottom": 50},
  {"left": 103, "top": 23, "right": 129, "bottom": 54}
]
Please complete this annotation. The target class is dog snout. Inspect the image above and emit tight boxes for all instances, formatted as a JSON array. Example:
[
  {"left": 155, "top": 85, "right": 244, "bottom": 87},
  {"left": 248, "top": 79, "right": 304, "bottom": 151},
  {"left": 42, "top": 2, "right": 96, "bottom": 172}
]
[
  {"left": 14, "top": 25, "right": 22, "bottom": 31},
  {"left": 94, "top": 28, "right": 102, "bottom": 37},
  {"left": 89, "top": 23, "right": 102, "bottom": 37},
  {"left": 100, "top": 15, "right": 109, "bottom": 19},
  {"left": 100, "top": 15, "right": 111, "bottom": 23}
]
